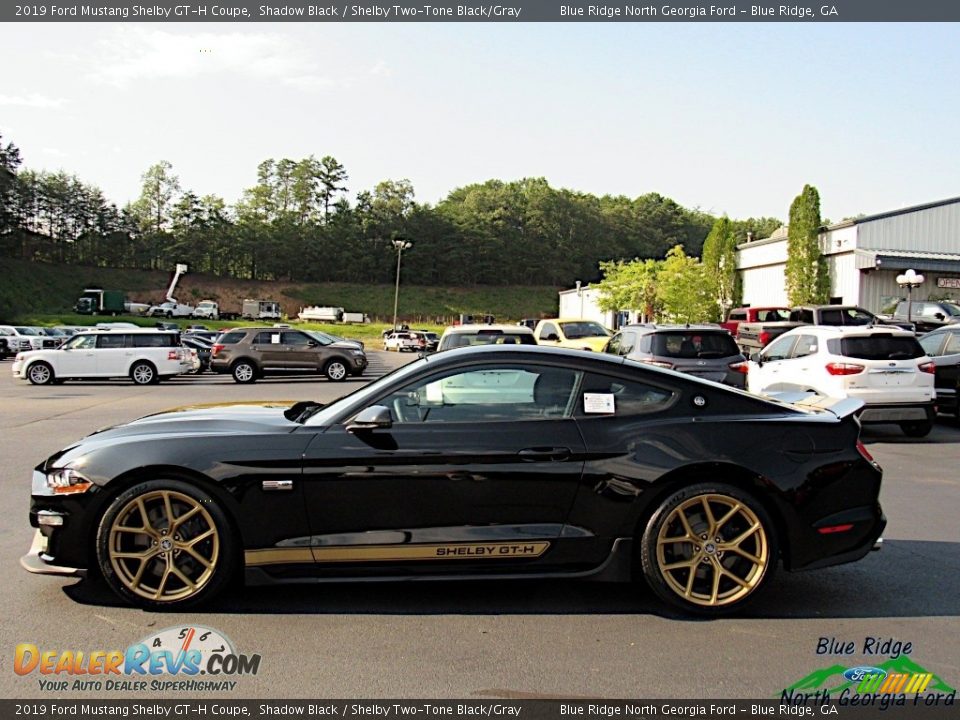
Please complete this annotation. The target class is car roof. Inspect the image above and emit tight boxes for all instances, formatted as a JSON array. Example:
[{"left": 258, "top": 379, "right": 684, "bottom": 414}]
[
  {"left": 620, "top": 323, "right": 726, "bottom": 333},
  {"left": 442, "top": 324, "right": 534, "bottom": 334},
  {"left": 779, "top": 325, "right": 914, "bottom": 338}
]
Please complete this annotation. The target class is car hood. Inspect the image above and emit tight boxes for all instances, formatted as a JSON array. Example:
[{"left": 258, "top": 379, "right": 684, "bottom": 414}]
[{"left": 86, "top": 401, "right": 304, "bottom": 441}]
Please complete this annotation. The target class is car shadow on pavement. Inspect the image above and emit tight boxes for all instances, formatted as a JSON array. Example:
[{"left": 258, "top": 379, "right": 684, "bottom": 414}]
[{"left": 62, "top": 539, "right": 960, "bottom": 620}]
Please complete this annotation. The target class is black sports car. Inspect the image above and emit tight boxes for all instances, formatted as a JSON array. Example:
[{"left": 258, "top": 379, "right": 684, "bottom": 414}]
[{"left": 22, "top": 345, "right": 885, "bottom": 615}]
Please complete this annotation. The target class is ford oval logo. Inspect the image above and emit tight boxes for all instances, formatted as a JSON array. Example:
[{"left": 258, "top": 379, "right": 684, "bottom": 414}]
[{"left": 843, "top": 666, "right": 886, "bottom": 683}]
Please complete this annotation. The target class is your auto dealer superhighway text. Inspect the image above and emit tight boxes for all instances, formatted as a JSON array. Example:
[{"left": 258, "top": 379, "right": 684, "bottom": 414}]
[{"left": 260, "top": 706, "right": 520, "bottom": 717}]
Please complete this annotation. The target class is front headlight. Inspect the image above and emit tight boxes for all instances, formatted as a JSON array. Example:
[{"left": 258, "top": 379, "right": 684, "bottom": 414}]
[
  {"left": 46, "top": 468, "right": 93, "bottom": 495},
  {"left": 351, "top": 349, "right": 364, "bottom": 355}
]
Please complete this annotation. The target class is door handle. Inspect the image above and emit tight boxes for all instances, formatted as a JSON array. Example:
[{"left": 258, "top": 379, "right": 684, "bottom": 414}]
[{"left": 518, "top": 447, "right": 571, "bottom": 462}]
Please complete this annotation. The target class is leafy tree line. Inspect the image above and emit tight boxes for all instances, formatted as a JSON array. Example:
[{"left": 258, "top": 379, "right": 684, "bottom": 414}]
[
  {"left": 595, "top": 185, "right": 827, "bottom": 323},
  {"left": 0, "top": 133, "right": 781, "bottom": 287}
]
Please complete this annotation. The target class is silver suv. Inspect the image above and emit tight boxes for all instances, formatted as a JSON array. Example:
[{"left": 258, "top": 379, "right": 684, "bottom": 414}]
[{"left": 604, "top": 324, "right": 748, "bottom": 388}]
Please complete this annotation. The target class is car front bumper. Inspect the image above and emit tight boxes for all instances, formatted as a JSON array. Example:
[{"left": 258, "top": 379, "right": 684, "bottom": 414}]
[{"left": 21, "top": 528, "right": 84, "bottom": 577}]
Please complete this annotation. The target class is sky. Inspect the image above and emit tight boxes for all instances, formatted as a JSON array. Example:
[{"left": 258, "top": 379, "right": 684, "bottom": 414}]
[{"left": 1, "top": 22, "right": 958, "bottom": 222}]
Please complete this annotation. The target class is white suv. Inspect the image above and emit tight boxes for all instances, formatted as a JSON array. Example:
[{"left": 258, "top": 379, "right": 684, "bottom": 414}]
[
  {"left": 12, "top": 329, "right": 188, "bottom": 386},
  {"left": 747, "top": 325, "right": 936, "bottom": 436}
]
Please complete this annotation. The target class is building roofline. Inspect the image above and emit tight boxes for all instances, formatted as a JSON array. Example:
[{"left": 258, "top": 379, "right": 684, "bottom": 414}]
[{"left": 825, "top": 195, "right": 960, "bottom": 229}]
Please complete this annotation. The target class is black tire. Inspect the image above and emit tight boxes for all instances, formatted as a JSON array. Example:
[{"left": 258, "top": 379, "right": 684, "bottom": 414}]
[
  {"left": 639, "top": 482, "right": 778, "bottom": 616},
  {"left": 900, "top": 421, "right": 932, "bottom": 438},
  {"left": 95, "top": 478, "right": 237, "bottom": 610},
  {"left": 130, "top": 361, "right": 158, "bottom": 385},
  {"left": 231, "top": 360, "right": 258, "bottom": 384},
  {"left": 166, "top": 311, "right": 173, "bottom": 318},
  {"left": 27, "top": 361, "right": 55, "bottom": 385},
  {"left": 324, "top": 358, "right": 349, "bottom": 382}
]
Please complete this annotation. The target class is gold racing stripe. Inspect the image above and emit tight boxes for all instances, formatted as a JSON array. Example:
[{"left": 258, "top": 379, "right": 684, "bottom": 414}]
[{"left": 245, "top": 541, "right": 550, "bottom": 566}]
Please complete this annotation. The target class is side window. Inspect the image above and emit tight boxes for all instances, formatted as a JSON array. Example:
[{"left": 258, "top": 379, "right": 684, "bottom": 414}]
[
  {"left": 762, "top": 335, "right": 796, "bottom": 361},
  {"left": 377, "top": 365, "right": 581, "bottom": 424},
  {"left": 944, "top": 333, "right": 960, "bottom": 355},
  {"left": 255, "top": 331, "right": 281, "bottom": 345},
  {"left": 97, "top": 334, "right": 127, "bottom": 349},
  {"left": 729, "top": 311, "right": 746, "bottom": 322},
  {"left": 620, "top": 331, "right": 637, "bottom": 355},
  {"left": 918, "top": 333, "right": 944, "bottom": 356},
  {"left": 219, "top": 331, "right": 246, "bottom": 345},
  {"left": 71, "top": 335, "right": 98, "bottom": 350},
  {"left": 540, "top": 322, "right": 559, "bottom": 339},
  {"left": 282, "top": 332, "right": 312, "bottom": 346},
  {"left": 637, "top": 334, "right": 652, "bottom": 353},
  {"left": 791, "top": 335, "right": 819, "bottom": 358},
  {"left": 575, "top": 373, "right": 676, "bottom": 417},
  {"left": 792, "top": 309, "right": 814, "bottom": 324},
  {"left": 820, "top": 309, "right": 844, "bottom": 325},
  {"left": 132, "top": 333, "right": 175, "bottom": 348},
  {"left": 605, "top": 333, "right": 621, "bottom": 356}
]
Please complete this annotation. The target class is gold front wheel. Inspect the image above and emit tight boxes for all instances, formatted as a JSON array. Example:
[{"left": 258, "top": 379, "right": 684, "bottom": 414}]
[
  {"left": 98, "top": 481, "right": 233, "bottom": 608},
  {"left": 642, "top": 485, "right": 777, "bottom": 614}
]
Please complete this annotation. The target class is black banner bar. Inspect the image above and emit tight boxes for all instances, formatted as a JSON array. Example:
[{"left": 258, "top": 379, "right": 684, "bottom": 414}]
[
  {"left": 3, "top": 1, "right": 960, "bottom": 23},
  {"left": 2, "top": 700, "right": 958, "bottom": 720}
]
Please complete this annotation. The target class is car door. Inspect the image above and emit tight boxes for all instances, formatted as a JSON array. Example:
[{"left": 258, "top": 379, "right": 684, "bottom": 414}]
[
  {"left": 282, "top": 331, "right": 321, "bottom": 369},
  {"left": 57, "top": 334, "right": 99, "bottom": 376},
  {"left": 748, "top": 334, "right": 798, "bottom": 393},
  {"left": 300, "top": 362, "right": 587, "bottom": 572},
  {"left": 537, "top": 322, "right": 561, "bottom": 346},
  {"left": 253, "top": 330, "right": 288, "bottom": 368},
  {"left": 921, "top": 331, "right": 960, "bottom": 408},
  {"left": 96, "top": 332, "right": 130, "bottom": 376}
]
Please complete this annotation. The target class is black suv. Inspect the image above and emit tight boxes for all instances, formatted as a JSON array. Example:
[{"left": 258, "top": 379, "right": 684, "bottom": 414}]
[
  {"left": 210, "top": 328, "right": 367, "bottom": 383},
  {"left": 893, "top": 300, "right": 960, "bottom": 333}
]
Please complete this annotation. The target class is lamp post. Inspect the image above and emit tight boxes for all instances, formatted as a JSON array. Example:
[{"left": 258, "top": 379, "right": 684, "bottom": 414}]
[
  {"left": 575, "top": 280, "right": 584, "bottom": 318},
  {"left": 896, "top": 269, "right": 925, "bottom": 324},
  {"left": 391, "top": 238, "right": 412, "bottom": 330}
]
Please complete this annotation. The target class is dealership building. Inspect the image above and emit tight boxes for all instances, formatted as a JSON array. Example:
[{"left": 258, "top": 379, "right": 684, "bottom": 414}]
[{"left": 737, "top": 196, "right": 960, "bottom": 313}]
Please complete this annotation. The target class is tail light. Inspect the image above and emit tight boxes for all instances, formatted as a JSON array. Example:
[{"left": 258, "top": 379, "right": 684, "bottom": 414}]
[
  {"left": 919, "top": 361, "right": 936, "bottom": 374},
  {"left": 168, "top": 351, "right": 178, "bottom": 360},
  {"left": 817, "top": 524, "right": 854, "bottom": 535},
  {"left": 728, "top": 361, "right": 749, "bottom": 374},
  {"left": 642, "top": 359, "right": 674, "bottom": 369},
  {"left": 758, "top": 331, "right": 771, "bottom": 346},
  {"left": 826, "top": 362, "right": 865, "bottom": 376},
  {"left": 856, "top": 439, "right": 875, "bottom": 463},
  {"left": 212, "top": 344, "right": 225, "bottom": 357}
]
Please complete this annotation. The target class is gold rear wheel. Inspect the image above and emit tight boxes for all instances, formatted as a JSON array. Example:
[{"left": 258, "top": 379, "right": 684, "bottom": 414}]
[
  {"left": 107, "top": 489, "right": 220, "bottom": 602},
  {"left": 640, "top": 484, "right": 777, "bottom": 614}
]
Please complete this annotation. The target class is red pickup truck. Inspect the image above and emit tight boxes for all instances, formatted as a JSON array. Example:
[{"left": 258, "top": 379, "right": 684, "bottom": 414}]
[{"left": 721, "top": 307, "right": 791, "bottom": 336}]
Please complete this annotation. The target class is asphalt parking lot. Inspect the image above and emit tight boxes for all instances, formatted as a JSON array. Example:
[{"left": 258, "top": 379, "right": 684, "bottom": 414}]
[{"left": 0, "top": 354, "right": 957, "bottom": 700}]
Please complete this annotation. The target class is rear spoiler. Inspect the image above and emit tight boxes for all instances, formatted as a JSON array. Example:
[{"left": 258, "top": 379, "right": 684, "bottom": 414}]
[{"left": 765, "top": 391, "right": 864, "bottom": 420}]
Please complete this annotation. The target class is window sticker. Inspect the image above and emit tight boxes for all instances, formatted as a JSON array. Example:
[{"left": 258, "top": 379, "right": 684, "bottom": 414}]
[{"left": 583, "top": 393, "right": 615, "bottom": 414}]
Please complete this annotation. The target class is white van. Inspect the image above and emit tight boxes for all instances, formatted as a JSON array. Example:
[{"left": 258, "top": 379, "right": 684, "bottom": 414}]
[{"left": 12, "top": 329, "right": 188, "bottom": 385}]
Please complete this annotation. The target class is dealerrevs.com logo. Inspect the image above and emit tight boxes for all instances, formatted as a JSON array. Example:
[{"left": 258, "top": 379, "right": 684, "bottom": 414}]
[{"left": 14, "top": 625, "right": 260, "bottom": 692}]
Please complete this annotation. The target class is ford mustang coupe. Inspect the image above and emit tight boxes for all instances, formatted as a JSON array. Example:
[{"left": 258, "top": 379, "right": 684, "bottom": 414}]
[{"left": 22, "top": 345, "right": 885, "bottom": 615}]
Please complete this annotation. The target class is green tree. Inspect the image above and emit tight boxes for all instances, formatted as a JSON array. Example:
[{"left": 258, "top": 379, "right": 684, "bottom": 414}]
[
  {"left": 595, "top": 258, "right": 661, "bottom": 321},
  {"left": 656, "top": 245, "right": 713, "bottom": 323},
  {"left": 701, "top": 216, "right": 740, "bottom": 321},
  {"left": 317, "top": 156, "right": 348, "bottom": 220},
  {"left": 785, "top": 184, "right": 829, "bottom": 305},
  {"left": 130, "top": 160, "right": 181, "bottom": 234}
]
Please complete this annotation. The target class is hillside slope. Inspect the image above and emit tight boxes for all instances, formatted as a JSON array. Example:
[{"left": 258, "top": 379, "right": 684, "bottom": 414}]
[{"left": 0, "top": 259, "right": 561, "bottom": 322}]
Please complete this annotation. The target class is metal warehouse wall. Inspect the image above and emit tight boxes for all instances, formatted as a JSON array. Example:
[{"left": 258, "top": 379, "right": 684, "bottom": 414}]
[{"left": 858, "top": 201, "right": 960, "bottom": 252}]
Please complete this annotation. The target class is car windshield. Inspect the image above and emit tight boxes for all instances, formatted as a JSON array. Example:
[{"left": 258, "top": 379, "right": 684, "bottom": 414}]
[
  {"left": 941, "top": 303, "right": 960, "bottom": 317},
  {"left": 305, "top": 357, "right": 430, "bottom": 426},
  {"left": 306, "top": 331, "right": 334, "bottom": 346},
  {"left": 652, "top": 332, "right": 740, "bottom": 359},
  {"left": 559, "top": 321, "right": 610, "bottom": 339},
  {"left": 15, "top": 327, "right": 38, "bottom": 335}
]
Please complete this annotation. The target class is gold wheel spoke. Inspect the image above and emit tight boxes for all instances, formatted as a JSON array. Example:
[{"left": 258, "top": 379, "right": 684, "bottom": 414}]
[
  {"left": 701, "top": 497, "right": 716, "bottom": 533},
  {"left": 184, "top": 528, "right": 215, "bottom": 547},
  {"left": 725, "top": 545, "right": 763, "bottom": 564},
  {"left": 715, "top": 503, "right": 741, "bottom": 532},
  {"left": 658, "top": 534, "right": 695, "bottom": 545},
  {"left": 684, "top": 566, "right": 697, "bottom": 597},
  {"left": 170, "top": 505, "right": 200, "bottom": 531},
  {"left": 676, "top": 507, "right": 697, "bottom": 539},
  {"left": 136, "top": 497, "right": 157, "bottom": 536},
  {"left": 113, "top": 525, "right": 149, "bottom": 535},
  {"left": 112, "top": 549, "right": 157, "bottom": 560},
  {"left": 154, "top": 557, "right": 173, "bottom": 600},
  {"left": 170, "top": 564, "right": 197, "bottom": 591},
  {"left": 729, "top": 522, "right": 761, "bottom": 547},
  {"left": 180, "top": 545, "right": 213, "bottom": 569},
  {"left": 162, "top": 491, "right": 176, "bottom": 531},
  {"left": 662, "top": 559, "right": 697, "bottom": 572},
  {"left": 718, "top": 565, "right": 750, "bottom": 589},
  {"left": 129, "top": 558, "right": 150, "bottom": 589},
  {"left": 709, "top": 562, "right": 721, "bottom": 604}
]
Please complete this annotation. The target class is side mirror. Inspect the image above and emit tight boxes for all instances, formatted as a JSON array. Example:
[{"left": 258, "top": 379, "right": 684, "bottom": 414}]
[
  {"left": 346, "top": 405, "right": 393, "bottom": 433},
  {"left": 750, "top": 352, "right": 763, "bottom": 365},
  {"left": 307, "top": 340, "right": 319, "bottom": 347},
  {"left": 935, "top": 313, "right": 946, "bottom": 321}
]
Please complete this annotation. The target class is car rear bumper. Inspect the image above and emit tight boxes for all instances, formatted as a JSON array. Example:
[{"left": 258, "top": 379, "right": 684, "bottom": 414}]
[{"left": 858, "top": 401, "right": 936, "bottom": 424}]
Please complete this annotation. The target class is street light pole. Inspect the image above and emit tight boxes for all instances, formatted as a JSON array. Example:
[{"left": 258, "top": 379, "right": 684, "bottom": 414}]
[
  {"left": 392, "top": 238, "right": 412, "bottom": 330},
  {"left": 896, "top": 269, "right": 925, "bottom": 325}
]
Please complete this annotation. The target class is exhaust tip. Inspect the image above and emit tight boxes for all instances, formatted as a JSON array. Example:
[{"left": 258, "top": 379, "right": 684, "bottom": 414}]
[{"left": 872, "top": 537, "right": 884, "bottom": 551}]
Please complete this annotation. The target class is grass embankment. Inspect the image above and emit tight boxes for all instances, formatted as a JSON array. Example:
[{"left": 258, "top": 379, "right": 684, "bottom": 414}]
[{"left": 0, "top": 259, "right": 561, "bottom": 325}]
